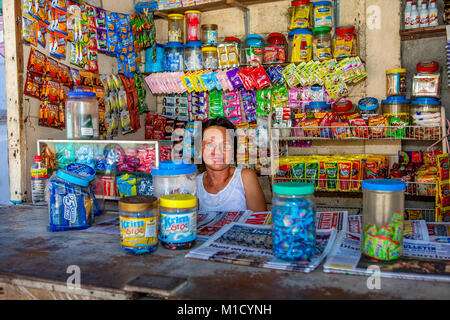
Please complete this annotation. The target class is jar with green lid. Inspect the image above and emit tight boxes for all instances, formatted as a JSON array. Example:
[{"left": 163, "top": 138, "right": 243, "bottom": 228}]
[
  {"left": 168, "top": 14, "right": 184, "bottom": 43},
  {"left": 312, "top": 27, "right": 331, "bottom": 61},
  {"left": 272, "top": 182, "right": 316, "bottom": 261},
  {"left": 119, "top": 195, "right": 159, "bottom": 254},
  {"left": 159, "top": 194, "right": 197, "bottom": 250}
]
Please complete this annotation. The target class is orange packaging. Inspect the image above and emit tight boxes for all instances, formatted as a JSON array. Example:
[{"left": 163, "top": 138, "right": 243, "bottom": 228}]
[
  {"left": 317, "top": 159, "right": 327, "bottom": 191},
  {"left": 46, "top": 57, "right": 60, "bottom": 81},
  {"left": 301, "top": 120, "right": 320, "bottom": 137},
  {"left": 24, "top": 72, "right": 43, "bottom": 99},
  {"left": 338, "top": 160, "right": 352, "bottom": 192},
  {"left": 27, "top": 48, "right": 47, "bottom": 75},
  {"left": 350, "top": 157, "right": 362, "bottom": 191},
  {"left": 368, "top": 115, "right": 388, "bottom": 138},
  {"left": 364, "top": 158, "right": 379, "bottom": 180},
  {"left": 331, "top": 122, "right": 350, "bottom": 139}
]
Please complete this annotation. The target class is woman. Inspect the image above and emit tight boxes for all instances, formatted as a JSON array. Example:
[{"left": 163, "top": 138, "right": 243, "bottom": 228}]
[{"left": 196, "top": 117, "right": 267, "bottom": 212}]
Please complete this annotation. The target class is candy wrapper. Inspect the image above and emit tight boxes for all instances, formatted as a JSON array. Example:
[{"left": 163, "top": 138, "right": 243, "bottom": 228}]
[
  {"left": 117, "top": 174, "right": 137, "bottom": 197},
  {"left": 208, "top": 89, "right": 224, "bottom": 119},
  {"left": 41, "top": 145, "right": 56, "bottom": 169},
  {"left": 237, "top": 67, "right": 257, "bottom": 90},
  {"left": 252, "top": 66, "right": 271, "bottom": 90},
  {"left": 136, "top": 146, "right": 156, "bottom": 172},
  {"left": 226, "top": 68, "right": 244, "bottom": 90},
  {"left": 256, "top": 88, "right": 272, "bottom": 116},
  {"left": 24, "top": 72, "right": 43, "bottom": 99},
  {"left": 56, "top": 143, "right": 76, "bottom": 169},
  {"left": 75, "top": 144, "right": 95, "bottom": 168},
  {"left": 223, "top": 90, "right": 242, "bottom": 125},
  {"left": 137, "top": 176, "right": 153, "bottom": 196},
  {"left": 240, "top": 89, "right": 257, "bottom": 122},
  {"left": 271, "top": 84, "right": 289, "bottom": 104}
]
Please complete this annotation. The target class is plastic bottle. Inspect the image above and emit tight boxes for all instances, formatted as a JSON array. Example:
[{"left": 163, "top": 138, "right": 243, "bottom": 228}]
[
  {"left": 428, "top": 0, "right": 438, "bottom": 26},
  {"left": 31, "top": 155, "right": 48, "bottom": 205},
  {"left": 410, "top": 2, "right": 420, "bottom": 28},
  {"left": 405, "top": 0, "right": 412, "bottom": 29},
  {"left": 419, "top": 0, "right": 429, "bottom": 27}
]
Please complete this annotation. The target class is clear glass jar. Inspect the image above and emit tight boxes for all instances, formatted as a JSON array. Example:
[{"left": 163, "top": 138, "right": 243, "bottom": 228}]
[
  {"left": 358, "top": 97, "right": 379, "bottom": 121},
  {"left": 305, "top": 101, "right": 331, "bottom": 113},
  {"left": 185, "top": 10, "right": 201, "bottom": 42},
  {"left": 264, "top": 33, "right": 287, "bottom": 64},
  {"left": 313, "top": 1, "right": 333, "bottom": 28},
  {"left": 159, "top": 194, "right": 197, "bottom": 250},
  {"left": 362, "top": 179, "right": 405, "bottom": 261},
  {"left": 333, "top": 25, "right": 357, "bottom": 59},
  {"left": 65, "top": 91, "right": 99, "bottom": 140},
  {"left": 119, "top": 195, "right": 159, "bottom": 254},
  {"left": 202, "top": 46, "right": 218, "bottom": 70},
  {"left": 245, "top": 34, "right": 264, "bottom": 67},
  {"left": 312, "top": 26, "right": 332, "bottom": 61},
  {"left": 289, "top": 0, "right": 312, "bottom": 29},
  {"left": 184, "top": 41, "right": 203, "bottom": 71},
  {"left": 288, "top": 28, "right": 313, "bottom": 63},
  {"left": 164, "top": 42, "right": 184, "bottom": 72},
  {"left": 386, "top": 68, "right": 407, "bottom": 96},
  {"left": 201, "top": 24, "right": 218, "bottom": 46},
  {"left": 410, "top": 97, "right": 441, "bottom": 140},
  {"left": 151, "top": 160, "right": 197, "bottom": 198},
  {"left": 272, "top": 182, "right": 316, "bottom": 261},
  {"left": 412, "top": 61, "right": 441, "bottom": 98},
  {"left": 167, "top": 14, "right": 184, "bottom": 43},
  {"left": 381, "top": 96, "right": 411, "bottom": 122}
]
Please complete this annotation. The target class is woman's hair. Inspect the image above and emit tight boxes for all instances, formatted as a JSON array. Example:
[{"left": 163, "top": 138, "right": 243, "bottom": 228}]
[{"left": 202, "top": 117, "right": 237, "bottom": 165}]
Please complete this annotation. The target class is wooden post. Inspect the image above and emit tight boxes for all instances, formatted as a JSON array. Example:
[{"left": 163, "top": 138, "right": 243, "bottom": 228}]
[{"left": 4, "top": 0, "right": 26, "bottom": 203}]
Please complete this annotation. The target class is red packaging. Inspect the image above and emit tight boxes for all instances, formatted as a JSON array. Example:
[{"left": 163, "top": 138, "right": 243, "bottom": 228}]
[
  {"left": 252, "top": 66, "right": 271, "bottom": 90},
  {"left": 46, "top": 57, "right": 60, "bottom": 81},
  {"left": 349, "top": 117, "right": 368, "bottom": 138},
  {"left": 238, "top": 67, "right": 257, "bottom": 90},
  {"left": 145, "top": 124, "right": 154, "bottom": 140},
  {"left": 27, "top": 49, "right": 46, "bottom": 75},
  {"left": 24, "top": 72, "right": 43, "bottom": 99}
]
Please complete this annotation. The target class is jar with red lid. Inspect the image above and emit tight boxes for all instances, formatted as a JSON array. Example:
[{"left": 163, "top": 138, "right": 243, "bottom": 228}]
[
  {"left": 332, "top": 99, "right": 355, "bottom": 120},
  {"left": 412, "top": 61, "right": 441, "bottom": 98},
  {"left": 264, "top": 33, "right": 287, "bottom": 64},
  {"left": 185, "top": 10, "right": 201, "bottom": 42},
  {"left": 333, "top": 25, "right": 357, "bottom": 59},
  {"left": 289, "top": 0, "right": 312, "bottom": 29},
  {"left": 224, "top": 37, "right": 242, "bottom": 66}
]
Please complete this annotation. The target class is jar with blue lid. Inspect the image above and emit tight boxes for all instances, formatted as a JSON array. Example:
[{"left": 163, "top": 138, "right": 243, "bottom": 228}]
[
  {"left": 272, "top": 182, "right": 317, "bottom": 261},
  {"left": 165, "top": 42, "right": 184, "bottom": 72},
  {"left": 151, "top": 160, "right": 197, "bottom": 198},
  {"left": 313, "top": 1, "right": 333, "bottom": 28},
  {"left": 358, "top": 97, "right": 379, "bottom": 120},
  {"left": 288, "top": 28, "right": 313, "bottom": 63},
  {"left": 305, "top": 101, "right": 331, "bottom": 113},
  {"left": 145, "top": 44, "right": 165, "bottom": 73},
  {"left": 48, "top": 164, "right": 100, "bottom": 231},
  {"left": 381, "top": 95, "right": 411, "bottom": 122},
  {"left": 245, "top": 34, "right": 264, "bottom": 66},
  {"left": 184, "top": 41, "right": 203, "bottom": 71}
]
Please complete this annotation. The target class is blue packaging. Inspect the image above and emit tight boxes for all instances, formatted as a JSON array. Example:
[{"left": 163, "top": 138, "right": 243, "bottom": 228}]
[{"left": 145, "top": 44, "right": 165, "bottom": 73}]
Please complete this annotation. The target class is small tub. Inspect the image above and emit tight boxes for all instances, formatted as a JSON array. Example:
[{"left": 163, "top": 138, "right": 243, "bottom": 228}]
[
  {"left": 358, "top": 97, "right": 379, "bottom": 120},
  {"left": 151, "top": 160, "right": 197, "bottom": 198},
  {"left": 245, "top": 34, "right": 264, "bottom": 66}
]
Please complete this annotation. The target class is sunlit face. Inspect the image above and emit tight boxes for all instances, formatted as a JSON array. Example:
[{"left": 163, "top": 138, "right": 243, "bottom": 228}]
[{"left": 202, "top": 126, "right": 234, "bottom": 171}]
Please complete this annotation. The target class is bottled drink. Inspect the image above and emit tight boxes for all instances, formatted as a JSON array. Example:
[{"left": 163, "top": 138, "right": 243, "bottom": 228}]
[
  {"left": 410, "top": 2, "right": 420, "bottom": 28},
  {"left": 405, "top": 0, "right": 412, "bottom": 29},
  {"left": 428, "top": 0, "right": 438, "bottom": 26},
  {"left": 419, "top": 0, "right": 429, "bottom": 27},
  {"left": 31, "top": 155, "right": 48, "bottom": 205}
]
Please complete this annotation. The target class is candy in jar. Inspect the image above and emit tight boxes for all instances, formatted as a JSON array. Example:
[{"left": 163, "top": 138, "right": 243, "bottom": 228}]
[{"left": 185, "top": 10, "right": 201, "bottom": 42}]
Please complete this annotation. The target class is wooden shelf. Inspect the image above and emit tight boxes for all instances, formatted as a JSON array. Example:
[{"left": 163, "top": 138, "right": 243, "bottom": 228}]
[
  {"left": 400, "top": 25, "right": 447, "bottom": 41},
  {"left": 154, "top": 0, "right": 285, "bottom": 18}
]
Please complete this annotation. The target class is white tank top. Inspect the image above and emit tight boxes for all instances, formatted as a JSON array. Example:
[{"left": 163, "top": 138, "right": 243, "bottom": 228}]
[{"left": 196, "top": 168, "right": 247, "bottom": 212}]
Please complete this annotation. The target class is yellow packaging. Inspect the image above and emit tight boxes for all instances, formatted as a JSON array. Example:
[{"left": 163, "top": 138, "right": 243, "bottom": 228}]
[
  {"left": 218, "top": 44, "right": 229, "bottom": 68},
  {"left": 120, "top": 216, "right": 158, "bottom": 248},
  {"left": 290, "top": 3, "right": 312, "bottom": 29},
  {"left": 226, "top": 43, "right": 239, "bottom": 66},
  {"left": 290, "top": 32, "right": 312, "bottom": 63}
]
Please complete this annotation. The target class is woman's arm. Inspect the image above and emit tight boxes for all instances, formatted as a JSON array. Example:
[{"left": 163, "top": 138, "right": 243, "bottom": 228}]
[{"left": 241, "top": 168, "right": 268, "bottom": 212}]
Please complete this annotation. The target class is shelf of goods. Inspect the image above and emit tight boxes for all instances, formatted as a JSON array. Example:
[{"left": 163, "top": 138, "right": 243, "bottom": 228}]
[
  {"left": 267, "top": 105, "right": 448, "bottom": 199},
  {"left": 37, "top": 139, "right": 172, "bottom": 201},
  {"left": 399, "top": 25, "right": 447, "bottom": 41}
]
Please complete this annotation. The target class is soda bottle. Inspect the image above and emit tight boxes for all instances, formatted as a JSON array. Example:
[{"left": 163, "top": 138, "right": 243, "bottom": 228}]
[{"left": 31, "top": 155, "right": 48, "bottom": 205}]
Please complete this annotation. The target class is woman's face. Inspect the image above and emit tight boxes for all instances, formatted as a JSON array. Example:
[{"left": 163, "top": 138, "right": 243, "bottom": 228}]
[{"left": 202, "top": 126, "right": 234, "bottom": 171}]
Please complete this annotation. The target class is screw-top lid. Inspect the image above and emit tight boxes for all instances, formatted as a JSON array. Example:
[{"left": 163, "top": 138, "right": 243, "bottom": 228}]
[
  {"left": 165, "top": 42, "right": 184, "bottom": 48},
  {"left": 159, "top": 193, "right": 197, "bottom": 208},
  {"left": 119, "top": 195, "right": 158, "bottom": 212},
  {"left": 224, "top": 37, "right": 241, "bottom": 43},
  {"left": 358, "top": 97, "right": 379, "bottom": 111},
  {"left": 56, "top": 169, "right": 90, "bottom": 187},
  {"left": 386, "top": 68, "right": 407, "bottom": 75},
  {"left": 417, "top": 61, "right": 439, "bottom": 72},
  {"left": 151, "top": 160, "right": 197, "bottom": 176},
  {"left": 201, "top": 24, "right": 217, "bottom": 29},
  {"left": 361, "top": 179, "right": 406, "bottom": 192},
  {"left": 65, "top": 163, "right": 96, "bottom": 182},
  {"left": 411, "top": 97, "right": 441, "bottom": 105},
  {"left": 168, "top": 13, "right": 184, "bottom": 19},
  {"left": 202, "top": 46, "right": 218, "bottom": 52},
  {"left": 313, "top": 26, "right": 332, "bottom": 35},
  {"left": 184, "top": 41, "right": 203, "bottom": 48},
  {"left": 273, "top": 182, "right": 315, "bottom": 196},
  {"left": 332, "top": 99, "right": 353, "bottom": 112},
  {"left": 267, "top": 33, "right": 286, "bottom": 44},
  {"left": 184, "top": 10, "right": 201, "bottom": 14},
  {"left": 335, "top": 25, "right": 355, "bottom": 35},
  {"left": 288, "top": 28, "right": 313, "bottom": 38},
  {"left": 305, "top": 101, "right": 331, "bottom": 109},
  {"left": 34, "top": 155, "right": 42, "bottom": 162},
  {"left": 313, "top": 1, "right": 332, "bottom": 6},
  {"left": 67, "top": 91, "right": 96, "bottom": 98},
  {"left": 291, "top": 0, "right": 309, "bottom": 5},
  {"left": 381, "top": 96, "right": 411, "bottom": 104}
]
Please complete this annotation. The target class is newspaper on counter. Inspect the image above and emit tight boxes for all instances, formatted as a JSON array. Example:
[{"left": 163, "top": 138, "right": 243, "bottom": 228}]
[
  {"left": 323, "top": 215, "right": 450, "bottom": 282},
  {"left": 185, "top": 211, "right": 347, "bottom": 273}
]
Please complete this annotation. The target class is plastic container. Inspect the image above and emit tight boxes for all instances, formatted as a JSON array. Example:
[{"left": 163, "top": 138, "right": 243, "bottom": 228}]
[
  {"left": 412, "top": 61, "right": 441, "bottom": 98},
  {"left": 386, "top": 68, "right": 407, "bottom": 96},
  {"left": 305, "top": 101, "right": 331, "bottom": 113},
  {"left": 145, "top": 43, "right": 165, "bottom": 73},
  {"left": 410, "top": 97, "right": 441, "bottom": 114},
  {"left": 289, "top": 0, "right": 312, "bottom": 29},
  {"left": 202, "top": 46, "right": 219, "bottom": 70},
  {"left": 312, "top": 26, "right": 332, "bottom": 61},
  {"left": 245, "top": 34, "right": 264, "bottom": 66},
  {"left": 224, "top": 37, "right": 242, "bottom": 67},
  {"left": 362, "top": 179, "right": 405, "bottom": 261},
  {"left": 264, "top": 33, "right": 287, "bottom": 64},
  {"left": 333, "top": 25, "right": 357, "bottom": 59},
  {"left": 65, "top": 91, "right": 99, "bottom": 140},
  {"left": 272, "top": 182, "right": 316, "bottom": 261},
  {"left": 313, "top": 1, "right": 333, "bottom": 28},
  {"left": 151, "top": 160, "right": 197, "bottom": 198},
  {"left": 31, "top": 155, "right": 48, "bottom": 205},
  {"left": 119, "top": 195, "right": 159, "bottom": 254},
  {"left": 167, "top": 14, "right": 184, "bottom": 43},
  {"left": 47, "top": 166, "right": 100, "bottom": 231},
  {"left": 201, "top": 24, "right": 218, "bottom": 46},
  {"left": 185, "top": 10, "right": 201, "bottom": 42},
  {"left": 332, "top": 99, "right": 354, "bottom": 114},
  {"left": 164, "top": 42, "right": 184, "bottom": 72},
  {"left": 381, "top": 96, "right": 411, "bottom": 122},
  {"left": 288, "top": 28, "right": 313, "bottom": 63},
  {"left": 159, "top": 194, "right": 197, "bottom": 250},
  {"left": 358, "top": 97, "right": 380, "bottom": 120},
  {"left": 184, "top": 41, "right": 203, "bottom": 71},
  {"left": 410, "top": 97, "right": 441, "bottom": 139}
]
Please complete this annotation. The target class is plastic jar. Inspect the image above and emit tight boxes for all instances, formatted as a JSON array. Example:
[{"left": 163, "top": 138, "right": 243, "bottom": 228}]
[
  {"left": 164, "top": 42, "right": 184, "bottom": 72},
  {"left": 362, "top": 179, "right": 405, "bottom": 261},
  {"left": 312, "top": 26, "right": 332, "bottom": 61},
  {"left": 358, "top": 97, "right": 380, "bottom": 120},
  {"left": 386, "top": 68, "right": 407, "bottom": 96},
  {"left": 151, "top": 160, "right": 197, "bottom": 198},
  {"left": 381, "top": 96, "right": 411, "bottom": 122},
  {"left": 65, "top": 91, "right": 99, "bottom": 140},
  {"left": 332, "top": 99, "right": 354, "bottom": 114},
  {"left": 289, "top": 0, "right": 312, "bottom": 29},
  {"left": 167, "top": 14, "right": 184, "bottom": 43},
  {"left": 145, "top": 43, "right": 165, "bottom": 73},
  {"left": 119, "top": 195, "right": 158, "bottom": 254},
  {"left": 48, "top": 167, "right": 98, "bottom": 231},
  {"left": 245, "top": 34, "right": 264, "bottom": 67},
  {"left": 202, "top": 46, "right": 218, "bottom": 70},
  {"left": 159, "top": 194, "right": 197, "bottom": 250},
  {"left": 288, "top": 28, "right": 313, "bottom": 63},
  {"left": 184, "top": 41, "right": 203, "bottom": 71},
  {"left": 412, "top": 61, "right": 441, "bottom": 98},
  {"left": 272, "top": 182, "right": 316, "bottom": 261},
  {"left": 333, "top": 25, "right": 357, "bottom": 59},
  {"left": 185, "top": 10, "right": 201, "bottom": 42},
  {"left": 313, "top": 1, "right": 333, "bottom": 28},
  {"left": 305, "top": 101, "right": 331, "bottom": 113},
  {"left": 410, "top": 97, "right": 441, "bottom": 139},
  {"left": 264, "top": 33, "right": 287, "bottom": 64},
  {"left": 410, "top": 97, "right": 441, "bottom": 114},
  {"left": 223, "top": 37, "right": 241, "bottom": 67},
  {"left": 201, "top": 24, "right": 218, "bottom": 46}
]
